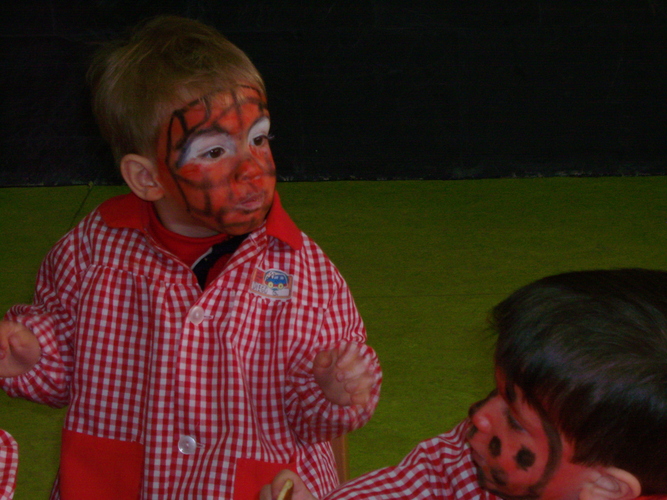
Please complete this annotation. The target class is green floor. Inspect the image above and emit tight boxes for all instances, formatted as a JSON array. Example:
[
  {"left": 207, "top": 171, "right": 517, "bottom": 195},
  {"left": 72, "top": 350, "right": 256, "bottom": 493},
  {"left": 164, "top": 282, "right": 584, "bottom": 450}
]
[{"left": 2, "top": 177, "right": 667, "bottom": 498}]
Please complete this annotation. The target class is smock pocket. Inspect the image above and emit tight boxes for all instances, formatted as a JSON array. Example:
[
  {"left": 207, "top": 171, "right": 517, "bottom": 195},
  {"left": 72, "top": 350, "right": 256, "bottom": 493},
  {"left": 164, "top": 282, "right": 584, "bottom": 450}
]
[
  {"left": 233, "top": 457, "right": 297, "bottom": 500},
  {"left": 59, "top": 429, "right": 143, "bottom": 500}
]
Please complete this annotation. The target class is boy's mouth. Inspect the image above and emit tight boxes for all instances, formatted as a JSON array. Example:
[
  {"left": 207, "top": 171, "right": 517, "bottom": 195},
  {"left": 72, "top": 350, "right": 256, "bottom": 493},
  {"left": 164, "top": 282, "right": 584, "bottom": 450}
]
[
  {"left": 468, "top": 437, "right": 506, "bottom": 491},
  {"left": 236, "top": 193, "right": 264, "bottom": 212}
]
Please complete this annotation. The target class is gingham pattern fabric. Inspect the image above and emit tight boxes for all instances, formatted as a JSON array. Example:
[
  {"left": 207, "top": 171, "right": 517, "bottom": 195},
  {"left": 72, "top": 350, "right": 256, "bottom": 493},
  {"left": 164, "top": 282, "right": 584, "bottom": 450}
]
[
  {"left": 1, "top": 193, "right": 380, "bottom": 499},
  {"left": 0, "top": 431, "right": 17, "bottom": 500},
  {"left": 324, "top": 420, "right": 500, "bottom": 500}
]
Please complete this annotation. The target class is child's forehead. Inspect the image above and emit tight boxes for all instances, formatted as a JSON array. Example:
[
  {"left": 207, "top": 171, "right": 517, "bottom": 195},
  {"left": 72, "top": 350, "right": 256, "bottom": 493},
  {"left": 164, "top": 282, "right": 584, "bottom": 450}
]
[
  {"left": 167, "top": 86, "right": 267, "bottom": 134},
  {"left": 179, "top": 86, "right": 266, "bottom": 115},
  {"left": 159, "top": 86, "right": 268, "bottom": 153}
]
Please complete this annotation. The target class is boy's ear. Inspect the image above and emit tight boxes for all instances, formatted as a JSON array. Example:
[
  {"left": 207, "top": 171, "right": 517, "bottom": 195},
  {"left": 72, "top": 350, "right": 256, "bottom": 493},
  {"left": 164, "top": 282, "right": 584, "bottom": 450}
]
[
  {"left": 120, "top": 154, "right": 164, "bottom": 202},
  {"left": 580, "top": 468, "right": 641, "bottom": 500}
]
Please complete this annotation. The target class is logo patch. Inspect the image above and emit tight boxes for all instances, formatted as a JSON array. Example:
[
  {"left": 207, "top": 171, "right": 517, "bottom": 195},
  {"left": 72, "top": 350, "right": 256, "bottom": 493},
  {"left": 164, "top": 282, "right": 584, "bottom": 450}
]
[{"left": 251, "top": 268, "right": 293, "bottom": 299}]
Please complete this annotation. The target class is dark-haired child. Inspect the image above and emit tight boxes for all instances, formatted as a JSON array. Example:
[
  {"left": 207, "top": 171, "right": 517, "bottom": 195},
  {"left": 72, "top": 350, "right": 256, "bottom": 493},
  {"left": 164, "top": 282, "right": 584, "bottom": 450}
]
[{"left": 263, "top": 269, "right": 667, "bottom": 500}]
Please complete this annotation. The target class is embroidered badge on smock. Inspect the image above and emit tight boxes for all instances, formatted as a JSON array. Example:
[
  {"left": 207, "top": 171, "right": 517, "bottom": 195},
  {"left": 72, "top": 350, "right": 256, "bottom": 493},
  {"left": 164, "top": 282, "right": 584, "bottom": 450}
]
[{"left": 251, "top": 268, "right": 293, "bottom": 299}]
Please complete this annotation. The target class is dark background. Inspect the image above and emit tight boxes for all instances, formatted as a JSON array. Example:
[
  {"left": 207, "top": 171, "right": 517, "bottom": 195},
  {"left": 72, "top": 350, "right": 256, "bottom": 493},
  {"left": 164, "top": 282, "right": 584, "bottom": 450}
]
[{"left": 1, "top": 1, "right": 666, "bottom": 186}]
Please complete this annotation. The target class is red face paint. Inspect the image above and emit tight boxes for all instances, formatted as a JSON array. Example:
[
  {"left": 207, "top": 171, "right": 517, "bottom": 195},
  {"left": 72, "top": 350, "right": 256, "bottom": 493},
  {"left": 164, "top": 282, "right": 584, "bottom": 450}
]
[{"left": 156, "top": 86, "right": 276, "bottom": 236}]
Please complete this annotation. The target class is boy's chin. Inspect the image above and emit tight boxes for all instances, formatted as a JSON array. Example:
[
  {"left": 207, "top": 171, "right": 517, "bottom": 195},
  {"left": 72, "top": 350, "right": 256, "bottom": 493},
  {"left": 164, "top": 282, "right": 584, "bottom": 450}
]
[
  {"left": 209, "top": 214, "right": 267, "bottom": 236},
  {"left": 475, "top": 468, "right": 541, "bottom": 500}
]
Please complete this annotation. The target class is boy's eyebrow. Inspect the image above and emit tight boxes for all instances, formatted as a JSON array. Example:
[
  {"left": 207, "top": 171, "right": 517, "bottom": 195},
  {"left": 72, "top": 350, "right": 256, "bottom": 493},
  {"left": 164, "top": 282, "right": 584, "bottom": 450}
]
[
  {"left": 468, "top": 389, "right": 498, "bottom": 418},
  {"left": 250, "top": 115, "right": 270, "bottom": 129},
  {"left": 196, "top": 114, "right": 269, "bottom": 138},
  {"left": 504, "top": 384, "right": 517, "bottom": 403},
  {"left": 191, "top": 125, "right": 230, "bottom": 138},
  {"left": 504, "top": 407, "right": 524, "bottom": 431}
]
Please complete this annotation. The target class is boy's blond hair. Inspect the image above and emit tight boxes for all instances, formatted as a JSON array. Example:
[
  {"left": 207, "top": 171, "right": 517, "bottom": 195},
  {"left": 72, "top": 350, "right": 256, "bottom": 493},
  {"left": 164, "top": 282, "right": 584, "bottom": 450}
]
[{"left": 88, "top": 15, "right": 266, "bottom": 163}]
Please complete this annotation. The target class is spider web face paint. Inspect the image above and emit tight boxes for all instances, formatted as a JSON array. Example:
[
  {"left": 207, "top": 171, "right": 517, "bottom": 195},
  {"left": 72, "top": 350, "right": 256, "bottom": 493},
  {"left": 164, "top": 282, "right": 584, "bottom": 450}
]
[{"left": 156, "top": 86, "right": 276, "bottom": 235}]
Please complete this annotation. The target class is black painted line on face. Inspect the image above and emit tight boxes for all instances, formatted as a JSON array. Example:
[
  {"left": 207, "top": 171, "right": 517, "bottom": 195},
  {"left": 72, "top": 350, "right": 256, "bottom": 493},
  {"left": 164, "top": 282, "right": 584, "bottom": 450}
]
[
  {"left": 489, "top": 436, "right": 502, "bottom": 457},
  {"left": 490, "top": 467, "right": 509, "bottom": 487}
]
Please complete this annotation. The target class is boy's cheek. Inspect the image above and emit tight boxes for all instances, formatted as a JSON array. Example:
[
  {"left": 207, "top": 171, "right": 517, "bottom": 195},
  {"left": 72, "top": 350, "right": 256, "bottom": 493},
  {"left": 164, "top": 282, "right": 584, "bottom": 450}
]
[
  {"left": 176, "top": 161, "right": 208, "bottom": 182},
  {"left": 156, "top": 161, "right": 185, "bottom": 202}
]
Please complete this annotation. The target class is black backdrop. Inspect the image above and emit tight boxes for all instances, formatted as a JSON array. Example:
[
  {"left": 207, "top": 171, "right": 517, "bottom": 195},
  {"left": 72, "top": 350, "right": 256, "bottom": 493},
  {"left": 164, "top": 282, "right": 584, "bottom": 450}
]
[{"left": 1, "top": 1, "right": 666, "bottom": 186}]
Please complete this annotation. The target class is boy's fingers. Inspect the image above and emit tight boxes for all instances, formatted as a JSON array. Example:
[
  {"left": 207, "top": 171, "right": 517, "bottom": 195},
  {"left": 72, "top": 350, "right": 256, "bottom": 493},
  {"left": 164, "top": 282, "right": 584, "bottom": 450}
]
[
  {"left": 336, "top": 353, "right": 373, "bottom": 384},
  {"left": 345, "top": 372, "right": 373, "bottom": 393},
  {"left": 313, "top": 349, "right": 333, "bottom": 370},
  {"left": 349, "top": 391, "right": 370, "bottom": 406},
  {"left": 259, "top": 484, "right": 272, "bottom": 500},
  {"left": 344, "top": 358, "right": 372, "bottom": 380},
  {"left": 276, "top": 478, "right": 293, "bottom": 500},
  {"left": 334, "top": 342, "right": 357, "bottom": 367},
  {"left": 8, "top": 334, "right": 23, "bottom": 351}
]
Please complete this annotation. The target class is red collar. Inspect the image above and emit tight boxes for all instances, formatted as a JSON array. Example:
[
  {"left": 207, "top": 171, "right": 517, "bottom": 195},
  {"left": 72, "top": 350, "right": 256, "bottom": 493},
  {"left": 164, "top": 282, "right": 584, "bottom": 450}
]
[{"left": 99, "top": 190, "right": 303, "bottom": 250}]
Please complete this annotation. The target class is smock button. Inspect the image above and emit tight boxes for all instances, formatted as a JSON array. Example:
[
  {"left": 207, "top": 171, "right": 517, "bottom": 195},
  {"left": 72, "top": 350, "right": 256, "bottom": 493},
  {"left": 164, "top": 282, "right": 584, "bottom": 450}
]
[
  {"left": 188, "top": 306, "right": 205, "bottom": 325},
  {"left": 178, "top": 435, "right": 198, "bottom": 455}
]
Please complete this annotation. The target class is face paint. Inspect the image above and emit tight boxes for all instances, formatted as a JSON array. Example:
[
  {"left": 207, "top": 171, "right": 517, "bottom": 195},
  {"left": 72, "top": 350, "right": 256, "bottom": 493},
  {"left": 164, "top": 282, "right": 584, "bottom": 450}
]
[
  {"left": 515, "top": 446, "right": 537, "bottom": 471},
  {"left": 465, "top": 374, "right": 595, "bottom": 500},
  {"left": 489, "top": 436, "right": 502, "bottom": 457},
  {"left": 155, "top": 86, "right": 276, "bottom": 236}
]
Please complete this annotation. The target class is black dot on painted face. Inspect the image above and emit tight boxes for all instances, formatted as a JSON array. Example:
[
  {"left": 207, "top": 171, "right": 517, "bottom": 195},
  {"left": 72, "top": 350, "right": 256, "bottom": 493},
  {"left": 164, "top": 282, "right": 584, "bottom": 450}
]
[
  {"left": 515, "top": 446, "right": 536, "bottom": 470},
  {"left": 489, "top": 436, "right": 502, "bottom": 457}
]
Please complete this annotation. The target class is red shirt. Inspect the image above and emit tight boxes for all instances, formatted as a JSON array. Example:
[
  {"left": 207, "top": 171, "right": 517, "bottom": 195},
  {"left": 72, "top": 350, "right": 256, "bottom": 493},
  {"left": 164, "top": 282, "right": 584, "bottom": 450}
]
[{"left": 2, "top": 192, "right": 381, "bottom": 500}]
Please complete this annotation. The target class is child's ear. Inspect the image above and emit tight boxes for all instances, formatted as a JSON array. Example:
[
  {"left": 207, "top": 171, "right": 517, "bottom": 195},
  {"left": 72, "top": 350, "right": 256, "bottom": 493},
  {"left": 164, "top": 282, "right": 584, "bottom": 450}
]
[
  {"left": 120, "top": 154, "right": 164, "bottom": 202},
  {"left": 580, "top": 468, "right": 641, "bottom": 500}
]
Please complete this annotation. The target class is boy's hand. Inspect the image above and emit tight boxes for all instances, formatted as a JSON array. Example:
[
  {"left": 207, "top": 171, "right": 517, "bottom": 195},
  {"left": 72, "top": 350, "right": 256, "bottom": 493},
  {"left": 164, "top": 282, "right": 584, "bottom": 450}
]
[
  {"left": 0, "top": 321, "right": 41, "bottom": 377},
  {"left": 260, "top": 469, "right": 317, "bottom": 500},
  {"left": 313, "top": 341, "right": 376, "bottom": 406}
]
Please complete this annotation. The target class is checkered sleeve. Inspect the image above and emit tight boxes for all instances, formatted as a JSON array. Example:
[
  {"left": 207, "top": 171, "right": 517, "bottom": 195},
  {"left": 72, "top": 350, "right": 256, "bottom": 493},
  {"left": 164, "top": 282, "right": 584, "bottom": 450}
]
[
  {"left": 323, "top": 421, "right": 498, "bottom": 500},
  {"left": 1, "top": 218, "right": 86, "bottom": 407},
  {"left": 284, "top": 259, "right": 382, "bottom": 443},
  {"left": 0, "top": 430, "right": 18, "bottom": 500}
]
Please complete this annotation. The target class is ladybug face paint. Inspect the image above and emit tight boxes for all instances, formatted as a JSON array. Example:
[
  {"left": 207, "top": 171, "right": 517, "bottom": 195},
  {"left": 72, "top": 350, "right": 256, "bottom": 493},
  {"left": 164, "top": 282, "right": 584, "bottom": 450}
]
[
  {"left": 466, "top": 375, "right": 593, "bottom": 500},
  {"left": 156, "top": 86, "right": 276, "bottom": 235}
]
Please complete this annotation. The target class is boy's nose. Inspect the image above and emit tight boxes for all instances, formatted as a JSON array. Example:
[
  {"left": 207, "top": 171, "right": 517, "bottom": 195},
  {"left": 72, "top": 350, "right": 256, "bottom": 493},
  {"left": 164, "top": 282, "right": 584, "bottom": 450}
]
[
  {"left": 470, "top": 405, "right": 493, "bottom": 434},
  {"left": 468, "top": 391, "right": 497, "bottom": 434},
  {"left": 234, "top": 156, "right": 263, "bottom": 182}
]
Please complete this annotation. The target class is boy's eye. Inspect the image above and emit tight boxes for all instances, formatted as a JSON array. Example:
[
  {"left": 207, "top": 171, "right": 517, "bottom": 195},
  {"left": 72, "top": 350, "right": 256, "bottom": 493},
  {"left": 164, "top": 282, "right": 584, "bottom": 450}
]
[
  {"left": 203, "top": 147, "right": 225, "bottom": 159},
  {"left": 507, "top": 412, "right": 524, "bottom": 432},
  {"left": 248, "top": 117, "right": 272, "bottom": 148},
  {"left": 181, "top": 131, "right": 234, "bottom": 165},
  {"left": 251, "top": 133, "right": 273, "bottom": 147}
]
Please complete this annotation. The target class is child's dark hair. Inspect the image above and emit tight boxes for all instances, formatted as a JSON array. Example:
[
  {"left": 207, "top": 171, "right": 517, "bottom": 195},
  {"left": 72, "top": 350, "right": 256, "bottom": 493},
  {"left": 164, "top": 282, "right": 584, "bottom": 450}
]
[{"left": 493, "top": 269, "right": 667, "bottom": 494}]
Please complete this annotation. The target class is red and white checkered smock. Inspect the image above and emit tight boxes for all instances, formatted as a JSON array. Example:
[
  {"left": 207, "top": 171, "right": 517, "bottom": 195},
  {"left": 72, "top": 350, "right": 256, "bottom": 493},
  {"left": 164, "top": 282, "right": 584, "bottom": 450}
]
[
  {"left": 0, "top": 430, "right": 17, "bottom": 500},
  {"left": 1, "top": 192, "right": 381, "bottom": 500},
  {"left": 324, "top": 420, "right": 499, "bottom": 500}
]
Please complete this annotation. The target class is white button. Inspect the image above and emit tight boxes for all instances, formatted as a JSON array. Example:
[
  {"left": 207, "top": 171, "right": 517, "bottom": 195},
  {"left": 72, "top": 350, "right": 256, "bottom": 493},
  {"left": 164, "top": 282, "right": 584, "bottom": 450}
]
[
  {"left": 188, "top": 306, "right": 205, "bottom": 325},
  {"left": 178, "top": 435, "right": 198, "bottom": 455}
]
